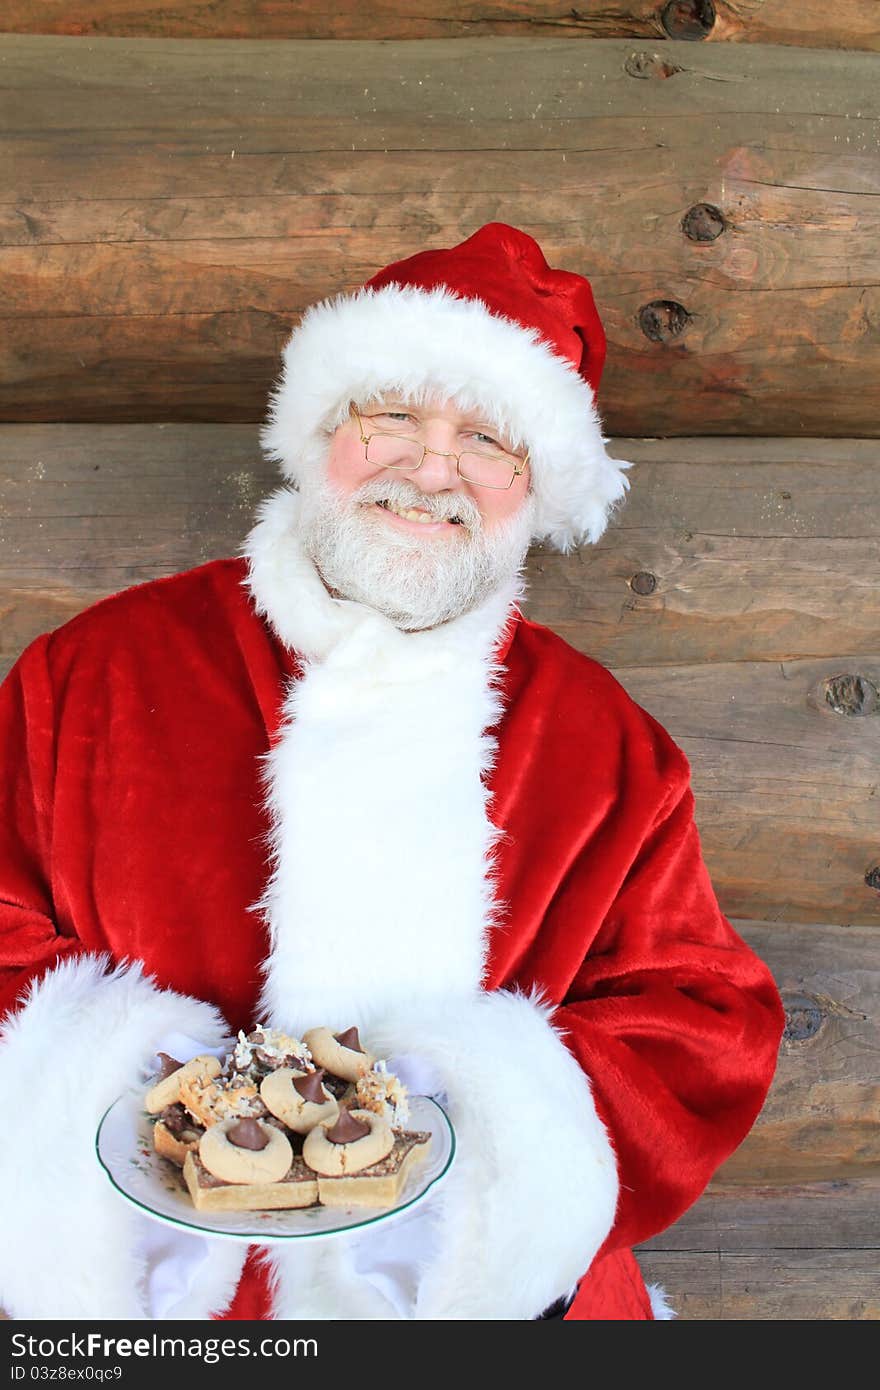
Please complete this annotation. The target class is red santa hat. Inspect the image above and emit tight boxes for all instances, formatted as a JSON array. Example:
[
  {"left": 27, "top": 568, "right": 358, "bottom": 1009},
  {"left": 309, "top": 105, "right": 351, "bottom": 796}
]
[{"left": 261, "top": 222, "right": 631, "bottom": 551}]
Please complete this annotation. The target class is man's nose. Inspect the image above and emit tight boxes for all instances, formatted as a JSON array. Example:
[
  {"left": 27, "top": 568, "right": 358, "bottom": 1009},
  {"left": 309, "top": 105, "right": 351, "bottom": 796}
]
[
  {"left": 413, "top": 448, "right": 459, "bottom": 492},
  {"left": 406, "top": 427, "right": 461, "bottom": 492}
]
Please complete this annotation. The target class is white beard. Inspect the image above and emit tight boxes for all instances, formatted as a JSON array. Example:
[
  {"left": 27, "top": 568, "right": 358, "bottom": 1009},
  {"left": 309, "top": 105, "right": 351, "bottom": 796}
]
[{"left": 296, "top": 470, "right": 536, "bottom": 631}]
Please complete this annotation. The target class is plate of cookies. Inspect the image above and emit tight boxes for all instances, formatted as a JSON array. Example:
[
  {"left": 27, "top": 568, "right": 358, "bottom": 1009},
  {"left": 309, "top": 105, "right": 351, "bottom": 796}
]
[{"left": 96, "top": 1024, "right": 455, "bottom": 1242}]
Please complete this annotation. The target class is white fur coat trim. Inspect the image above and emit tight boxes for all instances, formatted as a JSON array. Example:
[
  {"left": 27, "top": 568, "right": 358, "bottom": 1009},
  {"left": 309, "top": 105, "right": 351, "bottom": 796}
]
[
  {"left": 648, "top": 1283, "right": 677, "bottom": 1320},
  {"left": 241, "top": 486, "right": 521, "bottom": 1030},
  {"left": 0, "top": 955, "right": 246, "bottom": 1319},
  {"left": 241, "top": 491, "right": 619, "bottom": 1318},
  {"left": 260, "top": 283, "right": 633, "bottom": 552}
]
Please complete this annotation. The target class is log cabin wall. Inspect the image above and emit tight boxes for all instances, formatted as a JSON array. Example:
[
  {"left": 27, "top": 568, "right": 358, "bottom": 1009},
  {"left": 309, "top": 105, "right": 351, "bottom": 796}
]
[{"left": 1, "top": 3, "right": 878, "bottom": 1320}]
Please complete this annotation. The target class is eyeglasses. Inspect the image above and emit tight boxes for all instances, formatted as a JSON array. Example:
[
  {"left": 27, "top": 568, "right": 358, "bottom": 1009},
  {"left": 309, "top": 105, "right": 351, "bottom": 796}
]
[{"left": 348, "top": 402, "right": 529, "bottom": 491}]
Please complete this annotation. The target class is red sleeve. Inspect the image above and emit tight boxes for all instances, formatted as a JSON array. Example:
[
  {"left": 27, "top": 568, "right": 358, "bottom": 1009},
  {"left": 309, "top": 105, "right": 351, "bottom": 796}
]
[
  {"left": 554, "top": 754, "right": 785, "bottom": 1254},
  {"left": 0, "top": 636, "right": 87, "bottom": 1020}
]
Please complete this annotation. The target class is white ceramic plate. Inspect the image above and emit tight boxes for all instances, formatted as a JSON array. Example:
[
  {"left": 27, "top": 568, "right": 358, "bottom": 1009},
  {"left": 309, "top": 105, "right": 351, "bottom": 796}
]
[{"left": 96, "top": 1091, "right": 455, "bottom": 1244}]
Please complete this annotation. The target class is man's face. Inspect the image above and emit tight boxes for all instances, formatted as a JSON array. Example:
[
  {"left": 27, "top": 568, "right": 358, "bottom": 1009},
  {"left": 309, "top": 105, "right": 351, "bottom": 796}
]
[
  {"left": 297, "top": 394, "right": 536, "bottom": 630},
  {"left": 326, "top": 397, "right": 531, "bottom": 534}
]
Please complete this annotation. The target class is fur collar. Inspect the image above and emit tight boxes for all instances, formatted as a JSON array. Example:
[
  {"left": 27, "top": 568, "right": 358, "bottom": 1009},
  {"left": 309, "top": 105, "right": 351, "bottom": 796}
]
[
  {"left": 240, "top": 485, "right": 521, "bottom": 670},
  {"left": 239, "top": 487, "right": 524, "bottom": 1032}
]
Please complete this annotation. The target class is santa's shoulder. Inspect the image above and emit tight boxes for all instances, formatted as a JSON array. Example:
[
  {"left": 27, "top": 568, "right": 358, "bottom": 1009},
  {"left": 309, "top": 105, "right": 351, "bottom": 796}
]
[
  {"left": 41, "top": 557, "right": 249, "bottom": 658},
  {"left": 1, "top": 559, "right": 265, "bottom": 706}
]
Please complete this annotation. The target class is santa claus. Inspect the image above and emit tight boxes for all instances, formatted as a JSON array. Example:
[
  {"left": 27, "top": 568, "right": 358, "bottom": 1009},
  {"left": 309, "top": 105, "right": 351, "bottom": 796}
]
[{"left": 0, "top": 223, "right": 784, "bottom": 1321}]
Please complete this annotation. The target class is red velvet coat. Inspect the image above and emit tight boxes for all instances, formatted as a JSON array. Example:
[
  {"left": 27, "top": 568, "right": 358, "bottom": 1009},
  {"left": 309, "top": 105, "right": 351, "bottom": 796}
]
[{"left": 0, "top": 551, "right": 784, "bottom": 1321}]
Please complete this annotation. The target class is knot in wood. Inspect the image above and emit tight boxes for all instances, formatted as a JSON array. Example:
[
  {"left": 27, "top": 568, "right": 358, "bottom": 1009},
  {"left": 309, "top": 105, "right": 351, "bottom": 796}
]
[
  {"left": 822, "top": 673, "right": 878, "bottom": 717},
  {"left": 624, "top": 51, "right": 683, "bottom": 80},
  {"left": 865, "top": 866, "right": 880, "bottom": 892},
  {"left": 631, "top": 571, "right": 658, "bottom": 595},
  {"left": 782, "top": 993, "right": 824, "bottom": 1043},
  {"left": 638, "top": 300, "right": 692, "bottom": 343},
  {"left": 682, "top": 203, "right": 726, "bottom": 241},
  {"left": 660, "top": 0, "right": 716, "bottom": 40}
]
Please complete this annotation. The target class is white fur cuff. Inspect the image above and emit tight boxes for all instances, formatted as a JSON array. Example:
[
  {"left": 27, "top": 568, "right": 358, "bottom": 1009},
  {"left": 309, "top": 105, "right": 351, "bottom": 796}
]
[
  {"left": 0, "top": 955, "right": 244, "bottom": 1319},
  {"left": 368, "top": 988, "right": 620, "bottom": 1319}
]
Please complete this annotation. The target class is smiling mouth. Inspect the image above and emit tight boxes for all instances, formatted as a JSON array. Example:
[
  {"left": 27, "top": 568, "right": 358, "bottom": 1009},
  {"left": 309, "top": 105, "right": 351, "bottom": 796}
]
[{"left": 375, "top": 499, "right": 463, "bottom": 525}]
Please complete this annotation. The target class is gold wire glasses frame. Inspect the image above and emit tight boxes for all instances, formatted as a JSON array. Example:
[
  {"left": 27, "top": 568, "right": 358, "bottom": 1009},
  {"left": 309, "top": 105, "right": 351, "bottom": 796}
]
[{"left": 348, "top": 401, "right": 529, "bottom": 491}]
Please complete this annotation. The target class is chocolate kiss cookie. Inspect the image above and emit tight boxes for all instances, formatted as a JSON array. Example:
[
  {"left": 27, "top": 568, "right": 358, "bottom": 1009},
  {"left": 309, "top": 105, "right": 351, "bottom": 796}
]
[
  {"left": 260, "top": 1066, "right": 339, "bottom": 1135},
  {"left": 302, "top": 1026, "right": 375, "bottom": 1083}
]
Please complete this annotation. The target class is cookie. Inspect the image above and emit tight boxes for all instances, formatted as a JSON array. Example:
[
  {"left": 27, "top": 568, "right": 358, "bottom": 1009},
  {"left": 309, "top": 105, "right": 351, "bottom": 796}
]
[
  {"left": 231, "top": 1028, "right": 311, "bottom": 1076},
  {"left": 302, "top": 1026, "right": 374, "bottom": 1083},
  {"left": 355, "top": 1062, "right": 410, "bottom": 1127},
  {"left": 302, "top": 1108, "right": 394, "bottom": 1177},
  {"left": 178, "top": 1073, "right": 266, "bottom": 1128},
  {"left": 198, "top": 1116, "right": 293, "bottom": 1185},
  {"left": 144, "top": 1054, "right": 222, "bottom": 1114},
  {"left": 260, "top": 1066, "right": 339, "bottom": 1134},
  {"left": 152, "top": 1104, "right": 205, "bottom": 1167},
  {"left": 182, "top": 1150, "right": 318, "bottom": 1212},
  {"left": 316, "top": 1131, "right": 432, "bottom": 1208}
]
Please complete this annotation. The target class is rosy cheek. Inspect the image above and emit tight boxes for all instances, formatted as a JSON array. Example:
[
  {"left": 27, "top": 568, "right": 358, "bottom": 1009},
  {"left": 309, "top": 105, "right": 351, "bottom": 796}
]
[
  {"left": 325, "top": 435, "right": 373, "bottom": 494},
  {"left": 479, "top": 486, "right": 528, "bottom": 528}
]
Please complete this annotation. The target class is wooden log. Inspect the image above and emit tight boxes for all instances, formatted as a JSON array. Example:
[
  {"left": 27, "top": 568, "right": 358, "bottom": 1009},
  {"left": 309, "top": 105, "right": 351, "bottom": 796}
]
[
  {"left": 635, "top": 1178, "right": 880, "bottom": 1319},
  {"left": 632, "top": 661, "right": 880, "bottom": 927},
  {"left": 1, "top": 36, "right": 878, "bottom": 433},
  {"left": 639, "top": 914, "right": 880, "bottom": 1319},
  {"left": 538, "top": 437, "right": 880, "bottom": 667},
  {"left": 2, "top": 426, "right": 877, "bottom": 926},
  {"left": 638, "top": 1178, "right": 880, "bottom": 1252},
  {"left": 634, "top": 1249, "right": 880, "bottom": 1319},
  {"left": 1, "top": 1, "right": 876, "bottom": 51},
  {"left": 717, "top": 921, "right": 880, "bottom": 1182},
  {"left": 4, "top": 429, "right": 878, "bottom": 668}
]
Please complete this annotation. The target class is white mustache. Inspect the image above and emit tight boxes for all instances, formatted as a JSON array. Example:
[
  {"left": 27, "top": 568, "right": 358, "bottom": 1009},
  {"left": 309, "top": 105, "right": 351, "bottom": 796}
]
[{"left": 352, "top": 477, "right": 482, "bottom": 531}]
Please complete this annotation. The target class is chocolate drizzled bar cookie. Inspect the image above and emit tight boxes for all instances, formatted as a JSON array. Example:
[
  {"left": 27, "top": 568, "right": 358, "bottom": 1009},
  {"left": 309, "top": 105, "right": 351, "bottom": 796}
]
[
  {"left": 315, "top": 1130, "right": 432, "bottom": 1208},
  {"left": 182, "top": 1150, "right": 319, "bottom": 1212}
]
